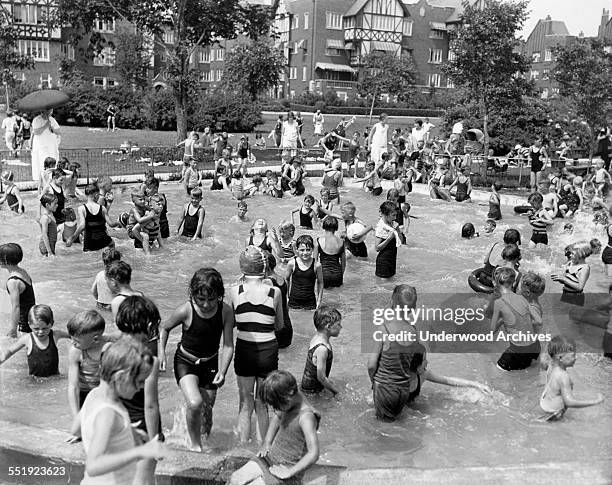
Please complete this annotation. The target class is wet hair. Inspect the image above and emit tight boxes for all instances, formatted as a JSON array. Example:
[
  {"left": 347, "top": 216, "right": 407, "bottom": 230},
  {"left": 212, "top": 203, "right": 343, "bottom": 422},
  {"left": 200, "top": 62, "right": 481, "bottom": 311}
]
[
  {"left": 341, "top": 201, "right": 355, "bottom": 212},
  {"left": 590, "top": 238, "right": 602, "bottom": 254},
  {"left": 485, "top": 219, "right": 497, "bottom": 228},
  {"left": 387, "top": 188, "right": 400, "bottom": 200},
  {"left": 461, "top": 223, "right": 476, "bottom": 238},
  {"left": 503, "top": 229, "right": 521, "bottom": 245},
  {"left": 547, "top": 335, "right": 576, "bottom": 358},
  {"left": 68, "top": 161, "right": 81, "bottom": 173},
  {"left": 67, "top": 309, "right": 106, "bottom": 337},
  {"left": 259, "top": 370, "right": 298, "bottom": 410},
  {"left": 295, "top": 234, "right": 314, "bottom": 250},
  {"left": 237, "top": 200, "right": 248, "bottom": 209},
  {"left": 149, "top": 194, "right": 164, "bottom": 205},
  {"left": 1, "top": 170, "right": 14, "bottom": 182},
  {"left": 43, "top": 157, "right": 56, "bottom": 169},
  {"left": 501, "top": 243, "right": 521, "bottom": 262},
  {"left": 322, "top": 215, "right": 338, "bottom": 232},
  {"left": 521, "top": 271, "right": 545, "bottom": 297},
  {"left": 320, "top": 187, "right": 330, "bottom": 197},
  {"left": 313, "top": 305, "right": 341, "bottom": 331},
  {"left": 40, "top": 193, "right": 57, "bottom": 208},
  {"left": 105, "top": 260, "right": 132, "bottom": 285},
  {"left": 116, "top": 295, "right": 161, "bottom": 340},
  {"left": 28, "top": 304, "right": 54, "bottom": 328},
  {"left": 304, "top": 194, "right": 315, "bottom": 204},
  {"left": 56, "top": 158, "right": 69, "bottom": 170},
  {"left": 84, "top": 183, "right": 100, "bottom": 196},
  {"left": 570, "top": 240, "right": 593, "bottom": 260},
  {"left": 279, "top": 220, "right": 295, "bottom": 235},
  {"left": 51, "top": 168, "right": 65, "bottom": 180},
  {"left": 189, "top": 267, "right": 224, "bottom": 300},
  {"left": 62, "top": 207, "right": 77, "bottom": 222},
  {"left": 240, "top": 245, "right": 268, "bottom": 276},
  {"left": 493, "top": 182, "right": 503, "bottom": 191},
  {"left": 100, "top": 337, "right": 154, "bottom": 385},
  {"left": 494, "top": 266, "right": 516, "bottom": 287},
  {"left": 379, "top": 201, "right": 397, "bottom": 216},
  {"left": 392, "top": 284, "right": 417, "bottom": 308},
  {"left": 528, "top": 192, "right": 543, "bottom": 206},
  {"left": 0, "top": 243, "right": 23, "bottom": 265},
  {"left": 102, "top": 247, "right": 122, "bottom": 268},
  {"left": 191, "top": 188, "right": 203, "bottom": 199}
]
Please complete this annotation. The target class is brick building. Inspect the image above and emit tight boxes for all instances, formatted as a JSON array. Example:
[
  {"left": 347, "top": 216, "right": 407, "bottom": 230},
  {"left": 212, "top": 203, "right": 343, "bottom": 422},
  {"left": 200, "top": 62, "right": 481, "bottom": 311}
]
[{"left": 521, "top": 15, "right": 575, "bottom": 99}]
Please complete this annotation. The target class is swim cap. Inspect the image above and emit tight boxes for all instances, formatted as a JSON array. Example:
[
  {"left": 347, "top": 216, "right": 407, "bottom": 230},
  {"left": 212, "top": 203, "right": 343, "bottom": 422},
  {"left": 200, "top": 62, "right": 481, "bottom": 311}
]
[{"left": 239, "top": 246, "right": 267, "bottom": 276}]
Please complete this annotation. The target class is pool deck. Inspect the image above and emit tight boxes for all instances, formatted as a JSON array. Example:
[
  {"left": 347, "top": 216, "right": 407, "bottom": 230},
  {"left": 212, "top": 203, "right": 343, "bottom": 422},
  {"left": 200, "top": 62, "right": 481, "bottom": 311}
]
[{"left": 1, "top": 418, "right": 610, "bottom": 484}]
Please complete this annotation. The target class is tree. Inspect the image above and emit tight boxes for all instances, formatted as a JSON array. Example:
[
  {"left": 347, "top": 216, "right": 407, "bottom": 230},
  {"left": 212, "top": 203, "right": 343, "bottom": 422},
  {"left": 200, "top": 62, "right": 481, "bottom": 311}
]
[
  {"left": 223, "top": 40, "right": 285, "bottom": 101},
  {"left": 442, "top": 0, "right": 532, "bottom": 155},
  {"left": 114, "top": 28, "right": 151, "bottom": 91},
  {"left": 53, "top": 0, "right": 275, "bottom": 139},
  {"left": 0, "top": 8, "right": 35, "bottom": 109},
  {"left": 553, "top": 38, "right": 612, "bottom": 158},
  {"left": 357, "top": 52, "right": 417, "bottom": 123}
]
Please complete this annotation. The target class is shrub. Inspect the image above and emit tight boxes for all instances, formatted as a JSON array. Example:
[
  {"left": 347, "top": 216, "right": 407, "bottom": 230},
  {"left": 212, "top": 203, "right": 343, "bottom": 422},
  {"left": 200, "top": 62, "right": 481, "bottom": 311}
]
[{"left": 190, "top": 88, "right": 263, "bottom": 132}]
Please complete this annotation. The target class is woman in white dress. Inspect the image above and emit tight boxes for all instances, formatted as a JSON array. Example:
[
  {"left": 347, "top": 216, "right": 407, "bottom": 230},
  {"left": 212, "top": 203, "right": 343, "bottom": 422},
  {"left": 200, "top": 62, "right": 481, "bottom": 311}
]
[
  {"left": 281, "top": 111, "right": 301, "bottom": 154},
  {"left": 313, "top": 110, "right": 324, "bottom": 140},
  {"left": 368, "top": 113, "right": 389, "bottom": 165},
  {"left": 31, "top": 109, "right": 60, "bottom": 182}
]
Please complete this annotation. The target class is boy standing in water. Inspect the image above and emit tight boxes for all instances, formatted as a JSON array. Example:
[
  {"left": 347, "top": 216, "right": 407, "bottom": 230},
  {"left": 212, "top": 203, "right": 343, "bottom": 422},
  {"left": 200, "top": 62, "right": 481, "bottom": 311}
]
[
  {"left": 106, "top": 261, "right": 144, "bottom": 319},
  {"left": 340, "top": 201, "right": 372, "bottom": 260}
]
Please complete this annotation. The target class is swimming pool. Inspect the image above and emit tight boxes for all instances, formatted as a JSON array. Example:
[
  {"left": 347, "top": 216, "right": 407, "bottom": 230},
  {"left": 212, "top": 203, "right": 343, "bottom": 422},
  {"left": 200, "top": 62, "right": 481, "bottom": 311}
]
[{"left": 0, "top": 180, "right": 610, "bottom": 472}]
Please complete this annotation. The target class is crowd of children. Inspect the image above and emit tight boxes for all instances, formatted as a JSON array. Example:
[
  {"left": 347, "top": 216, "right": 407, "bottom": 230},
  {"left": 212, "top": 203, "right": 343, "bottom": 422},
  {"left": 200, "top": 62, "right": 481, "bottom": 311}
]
[{"left": 1, "top": 116, "right": 611, "bottom": 484}]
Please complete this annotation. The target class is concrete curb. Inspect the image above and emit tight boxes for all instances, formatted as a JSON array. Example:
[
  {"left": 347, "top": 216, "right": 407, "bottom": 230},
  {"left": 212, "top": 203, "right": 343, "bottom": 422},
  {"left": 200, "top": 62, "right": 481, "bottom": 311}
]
[{"left": 0, "top": 419, "right": 610, "bottom": 485}]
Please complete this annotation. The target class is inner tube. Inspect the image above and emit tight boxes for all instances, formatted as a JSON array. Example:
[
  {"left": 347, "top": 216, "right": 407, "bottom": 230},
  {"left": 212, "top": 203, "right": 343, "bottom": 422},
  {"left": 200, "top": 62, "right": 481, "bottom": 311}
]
[
  {"left": 468, "top": 267, "right": 494, "bottom": 294},
  {"left": 513, "top": 205, "right": 533, "bottom": 214}
]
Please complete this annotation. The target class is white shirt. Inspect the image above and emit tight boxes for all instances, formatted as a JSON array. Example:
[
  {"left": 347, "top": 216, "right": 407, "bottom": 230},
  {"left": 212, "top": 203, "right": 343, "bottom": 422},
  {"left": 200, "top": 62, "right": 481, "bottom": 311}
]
[
  {"left": 411, "top": 127, "right": 426, "bottom": 144},
  {"left": 2, "top": 116, "right": 16, "bottom": 134},
  {"left": 371, "top": 122, "right": 389, "bottom": 148}
]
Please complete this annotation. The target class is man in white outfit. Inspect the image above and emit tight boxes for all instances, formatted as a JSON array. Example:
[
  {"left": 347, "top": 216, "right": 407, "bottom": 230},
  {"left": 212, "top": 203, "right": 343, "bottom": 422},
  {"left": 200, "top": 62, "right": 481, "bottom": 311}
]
[
  {"left": 368, "top": 113, "right": 389, "bottom": 166},
  {"left": 2, "top": 111, "right": 18, "bottom": 157}
]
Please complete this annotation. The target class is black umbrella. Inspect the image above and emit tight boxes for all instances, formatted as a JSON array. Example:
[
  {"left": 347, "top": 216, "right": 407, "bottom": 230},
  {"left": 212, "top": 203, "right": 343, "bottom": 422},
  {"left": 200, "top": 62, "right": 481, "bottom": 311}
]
[{"left": 17, "top": 89, "right": 70, "bottom": 112}]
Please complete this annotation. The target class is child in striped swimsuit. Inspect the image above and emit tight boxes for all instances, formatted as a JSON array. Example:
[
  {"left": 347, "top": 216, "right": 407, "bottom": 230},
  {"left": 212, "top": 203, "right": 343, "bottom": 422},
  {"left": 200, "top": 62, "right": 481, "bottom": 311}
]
[{"left": 527, "top": 192, "right": 553, "bottom": 248}]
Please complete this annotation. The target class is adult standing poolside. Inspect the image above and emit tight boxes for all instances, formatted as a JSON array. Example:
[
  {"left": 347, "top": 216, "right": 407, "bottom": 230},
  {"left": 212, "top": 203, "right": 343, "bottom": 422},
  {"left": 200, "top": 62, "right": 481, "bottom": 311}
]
[
  {"left": 313, "top": 110, "right": 324, "bottom": 141},
  {"left": 281, "top": 111, "right": 301, "bottom": 152},
  {"left": 2, "top": 111, "right": 18, "bottom": 157},
  {"left": 31, "top": 109, "right": 60, "bottom": 183},
  {"left": 368, "top": 113, "right": 389, "bottom": 166}
]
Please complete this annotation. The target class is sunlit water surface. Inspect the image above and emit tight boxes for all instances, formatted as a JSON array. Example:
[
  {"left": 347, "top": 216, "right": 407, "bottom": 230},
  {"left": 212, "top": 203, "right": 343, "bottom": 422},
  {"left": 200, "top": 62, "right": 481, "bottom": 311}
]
[{"left": 0, "top": 180, "right": 610, "bottom": 469}]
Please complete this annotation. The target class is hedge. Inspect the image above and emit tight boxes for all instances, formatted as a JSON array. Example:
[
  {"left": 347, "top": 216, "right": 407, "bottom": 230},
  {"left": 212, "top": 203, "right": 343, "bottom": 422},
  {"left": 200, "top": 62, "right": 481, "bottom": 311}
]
[{"left": 264, "top": 103, "right": 444, "bottom": 118}]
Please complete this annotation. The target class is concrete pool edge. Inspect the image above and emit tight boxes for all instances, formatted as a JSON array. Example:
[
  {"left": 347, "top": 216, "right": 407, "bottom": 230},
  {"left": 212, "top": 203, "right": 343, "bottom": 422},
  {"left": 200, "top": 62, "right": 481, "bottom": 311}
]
[{"left": 1, "top": 419, "right": 611, "bottom": 484}]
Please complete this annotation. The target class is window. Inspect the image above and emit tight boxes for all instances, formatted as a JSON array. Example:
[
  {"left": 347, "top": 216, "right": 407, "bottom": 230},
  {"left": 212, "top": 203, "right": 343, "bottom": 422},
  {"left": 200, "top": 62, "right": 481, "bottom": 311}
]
[
  {"left": 107, "top": 79, "right": 117, "bottom": 87},
  {"left": 403, "top": 19, "right": 413, "bottom": 36},
  {"left": 279, "top": 71, "right": 285, "bottom": 81},
  {"left": 544, "top": 49, "right": 552, "bottom": 62},
  {"left": 326, "top": 12, "right": 342, "bottom": 30},
  {"left": 429, "top": 48, "right": 443, "bottom": 64},
  {"left": 532, "top": 52, "right": 540, "bottom": 63},
  {"left": 94, "top": 47, "right": 115, "bottom": 66},
  {"left": 541, "top": 88, "right": 549, "bottom": 99},
  {"left": 215, "top": 69, "right": 222, "bottom": 81},
  {"left": 199, "top": 51, "right": 210, "bottom": 63},
  {"left": 291, "top": 15, "right": 298, "bottom": 29},
  {"left": 289, "top": 67, "right": 297, "bottom": 79},
  {"left": 428, "top": 73, "right": 441, "bottom": 87},
  {"left": 61, "top": 44, "right": 75, "bottom": 61},
  {"left": 446, "top": 78, "right": 455, "bottom": 88},
  {"left": 215, "top": 49, "right": 225, "bottom": 61},
  {"left": 448, "top": 50, "right": 456, "bottom": 61},
  {"left": 302, "top": 66, "right": 307, "bottom": 81},
  {"left": 429, "top": 29, "right": 444, "bottom": 39},
  {"left": 371, "top": 15, "right": 395, "bottom": 31},
  {"left": 530, "top": 70, "right": 539, "bottom": 80},
  {"left": 39, "top": 73, "right": 51, "bottom": 89},
  {"left": 17, "top": 40, "right": 49, "bottom": 61},
  {"left": 163, "top": 30, "right": 174, "bottom": 44},
  {"left": 200, "top": 71, "right": 212, "bottom": 82},
  {"left": 304, "top": 12, "right": 309, "bottom": 29},
  {"left": 93, "top": 77, "right": 105, "bottom": 86},
  {"left": 542, "top": 69, "right": 550, "bottom": 80},
  {"left": 290, "top": 90, "right": 295, "bottom": 98},
  {"left": 13, "top": 4, "right": 41, "bottom": 24},
  {"left": 94, "top": 18, "right": 115, "bottom": 33},
  {"left": 552, "top": 87, "right": 559, "bottom": 95},
  {"left": 325, "top": 48, "right": 342, "bottom": 56}
]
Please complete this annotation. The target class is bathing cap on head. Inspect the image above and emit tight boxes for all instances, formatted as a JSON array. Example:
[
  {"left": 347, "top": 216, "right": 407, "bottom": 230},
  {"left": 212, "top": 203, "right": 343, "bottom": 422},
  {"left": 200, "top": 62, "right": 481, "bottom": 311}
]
[{"left": 240, "top": 245, "right": 267, "bottom": 276}]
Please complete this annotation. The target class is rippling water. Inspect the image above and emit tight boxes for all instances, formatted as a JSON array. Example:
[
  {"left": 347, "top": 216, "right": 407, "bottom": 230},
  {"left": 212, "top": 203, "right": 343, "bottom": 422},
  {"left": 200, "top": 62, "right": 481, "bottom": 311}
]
[{"left": 0, "top": 180, "right": 610, "bottom": 469}]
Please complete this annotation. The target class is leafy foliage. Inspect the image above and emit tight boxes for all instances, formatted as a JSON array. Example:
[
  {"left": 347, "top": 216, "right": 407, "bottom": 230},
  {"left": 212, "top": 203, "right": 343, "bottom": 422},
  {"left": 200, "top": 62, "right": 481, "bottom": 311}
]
[
  {"left": 0, "top": 8, "right": 35, "bottom": 95},
  {"left": 357, "top": 52, "right": 417, "bottom": 102},
  {"left": 114, "top": 29, "right": 151, "bottom": 90},
  {"left": 190, "top": 87, "right": 263, "bottom": 132},
  {"left": 223, "top": 40, "right": 285, "bottom": 100},
  {"left": 553, "top": 38, "right": 612, "bottom": 151},
  {"left": 442, "top": 0, "right": 533, "bottom": 151}
]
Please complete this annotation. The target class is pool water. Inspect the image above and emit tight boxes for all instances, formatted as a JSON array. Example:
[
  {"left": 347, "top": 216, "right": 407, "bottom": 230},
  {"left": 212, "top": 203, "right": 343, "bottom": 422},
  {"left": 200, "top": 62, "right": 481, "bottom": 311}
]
[{"left": 0, "top": 180, "right": 611, "bottom": 471}]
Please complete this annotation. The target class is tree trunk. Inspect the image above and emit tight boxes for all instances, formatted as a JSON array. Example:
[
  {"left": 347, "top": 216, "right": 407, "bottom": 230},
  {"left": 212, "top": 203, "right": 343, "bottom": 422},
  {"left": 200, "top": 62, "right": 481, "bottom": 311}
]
[
  {"left": 368, "top": 93, "right": 376, "bottom": 126},
  {"left": 481, "top": 97, "right": 489, "bottom": 160},
  {"left": 174, "top": 88, "right": 188, "bottom": 142}
]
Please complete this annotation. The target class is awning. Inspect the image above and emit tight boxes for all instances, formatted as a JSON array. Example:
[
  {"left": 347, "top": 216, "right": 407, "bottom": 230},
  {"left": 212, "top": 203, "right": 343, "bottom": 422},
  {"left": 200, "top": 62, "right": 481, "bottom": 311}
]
[
  {"left": 315, "top": 62, "right": 355, "bottom": 73},
  {"left": 345, "top": 42, "right": 354, "bottom": 50},
  {"left": 326, "top": 39, "right": 345, "bottom": 49},
  {"left": 430, "top": 21, "right": 447, "bottom": 31},
  {"left": 371, "top": 41, "right": 397, "bottom": 52}
]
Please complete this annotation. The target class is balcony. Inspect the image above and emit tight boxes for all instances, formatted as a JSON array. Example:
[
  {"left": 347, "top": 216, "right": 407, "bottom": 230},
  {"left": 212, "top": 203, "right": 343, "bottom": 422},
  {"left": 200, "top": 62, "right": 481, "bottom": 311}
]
[{"left": 314, "top": 79, "right": 358, "bottom": 92}]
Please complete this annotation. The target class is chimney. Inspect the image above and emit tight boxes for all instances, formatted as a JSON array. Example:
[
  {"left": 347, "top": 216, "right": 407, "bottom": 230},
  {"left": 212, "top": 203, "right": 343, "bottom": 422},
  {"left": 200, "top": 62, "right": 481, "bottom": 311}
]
[
  {"left": 600, "top": 9, "right": 610, "bottom": 39},
  {"left": 545, "top": 15, "right": 551, "bottom": 21}
]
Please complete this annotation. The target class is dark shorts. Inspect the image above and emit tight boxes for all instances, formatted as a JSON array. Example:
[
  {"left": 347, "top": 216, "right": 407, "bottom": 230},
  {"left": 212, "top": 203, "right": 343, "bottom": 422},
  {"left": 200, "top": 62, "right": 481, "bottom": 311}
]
[
  {"left": 234, "top": 339, "right": 278, "bottom": 378},
  {"left": 371, "top": 187, "right": 383, "bottom": 196},
  {"left": 561, "top": 291, "right": 585, "bottom": 307},
  {"left": 603, "top": 332, "right": 612, "bottom": 359},
  {"left": 345, "top": 239, "right": 368, "bottom": 257},
  {"left": 373, "top": 379, "right": 421, "bottom": 422},
  {"left": 497, "top": 341, "right": 541, "bottom": 371},
  {"left": 531, "top": 161, "right": 543, "bottom": 173},
  {"left": 530, "top": 232, "right": 548, "bottom": 245},
  {"left": 602, "top": 246, "right": 612, "bottom": 264},
  {"left": 173, "top": 346, "right": 218, "bottom": 390},
  {"left": 160, "top": 219, "right": 170, "bottom": 239}
]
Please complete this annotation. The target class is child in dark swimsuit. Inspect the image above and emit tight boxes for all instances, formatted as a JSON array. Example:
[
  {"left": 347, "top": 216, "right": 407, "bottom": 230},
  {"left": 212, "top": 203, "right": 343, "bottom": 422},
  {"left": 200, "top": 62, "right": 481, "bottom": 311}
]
[
  {"left": 275, "top": 220, "right": 296, "bottom": 264},
  {"left": 265, "top": 252, "right": 293, "bottom": 349},
  {"left": 374, "top": 201, "right": 401, "bottom": 279},
  {"left": 340, "top": 201, "right": 372, "bottom": 259},
  {"left": 106, "top": 261, "right": 144, "bottom": 319},
  {"left": 0, "top": 170, "right": 24, "bottom": 213},
  {"left": 286, "top": 235, "right": 324, "bottom": 310},
  {"left": 526, "top": 192, "right": 553, "bottom": 248},
  {"left": 291, "top": 195, "right": 316, "bottom": 229},
  {"left": 551, "top": 241, "right": 591, "bottom": 307},
  {"left": 0, "top": 305, "right": 69, "bottom": 377},
  {"left": 160, "top": 269, "right": 234, "bottom": 451},
  {"left": 143, "top": 176, "right": 170, "bottom": 239},
  {"left": 315, "top": 188, "right": 335, "bottom": 221},
  {"left": 246, "top": 218, "right": 280, "bottom": 257},
  {"left": 177, "top": 188, "right": 205, "bottom": 239},
  {"left": 39, "top": 193, "right": 58, "bottom": 257},
  {"left": 0, "top": 243, "right": 36, "bottom": 337},
  {"left": 301, "top": 306, "right": 341, "bottom": 395}
]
